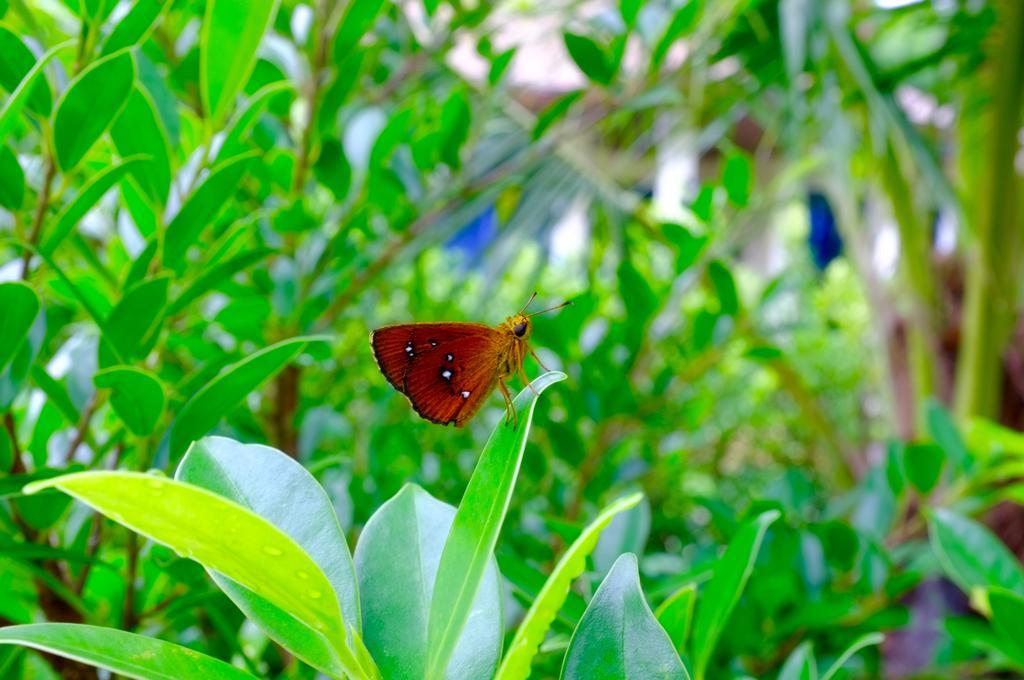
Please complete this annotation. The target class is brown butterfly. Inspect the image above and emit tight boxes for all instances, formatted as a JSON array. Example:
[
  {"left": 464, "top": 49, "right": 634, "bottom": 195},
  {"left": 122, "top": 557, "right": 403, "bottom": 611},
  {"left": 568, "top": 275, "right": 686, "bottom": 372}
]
[{"left": 370, "top": 293, "right": 570, "bottom": 427}]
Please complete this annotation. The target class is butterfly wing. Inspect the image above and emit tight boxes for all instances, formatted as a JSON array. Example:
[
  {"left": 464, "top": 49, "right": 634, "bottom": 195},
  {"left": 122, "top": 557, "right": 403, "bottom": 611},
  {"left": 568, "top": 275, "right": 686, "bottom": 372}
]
[{"left": 370, "top": 322, "right": 502, "bottom": 426}]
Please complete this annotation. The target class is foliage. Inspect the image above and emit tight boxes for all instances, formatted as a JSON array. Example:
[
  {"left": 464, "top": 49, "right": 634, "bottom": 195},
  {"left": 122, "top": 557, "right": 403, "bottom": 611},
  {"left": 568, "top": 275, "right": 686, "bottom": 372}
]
[{"left": 1, "top": 0, "right": 1023, "bottom": 678}]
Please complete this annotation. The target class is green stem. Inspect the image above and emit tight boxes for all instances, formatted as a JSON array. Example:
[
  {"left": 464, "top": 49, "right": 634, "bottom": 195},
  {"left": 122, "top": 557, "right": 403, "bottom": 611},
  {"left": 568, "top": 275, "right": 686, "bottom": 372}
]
[{"left": 954, "top": 0, "right": 1024, "bottom": 420}]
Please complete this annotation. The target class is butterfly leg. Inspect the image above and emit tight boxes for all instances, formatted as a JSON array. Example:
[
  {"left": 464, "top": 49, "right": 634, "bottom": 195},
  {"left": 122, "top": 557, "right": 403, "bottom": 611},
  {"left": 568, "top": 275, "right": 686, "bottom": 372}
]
[
  {"left": 520, "top": 366, "right": 540, "bottom": 396},
  {"left": 530, "top": 349, "right": 550, "bottom": 372},
  {"left": 498, "top": 379, "right": 517, "bottom": 429}
]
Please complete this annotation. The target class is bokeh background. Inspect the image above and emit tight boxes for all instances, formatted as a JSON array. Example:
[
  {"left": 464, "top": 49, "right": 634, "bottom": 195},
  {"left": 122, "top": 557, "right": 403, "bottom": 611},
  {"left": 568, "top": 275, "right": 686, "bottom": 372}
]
[{"left": 2, "top": 0, "right": 1024, "bottom": 677}]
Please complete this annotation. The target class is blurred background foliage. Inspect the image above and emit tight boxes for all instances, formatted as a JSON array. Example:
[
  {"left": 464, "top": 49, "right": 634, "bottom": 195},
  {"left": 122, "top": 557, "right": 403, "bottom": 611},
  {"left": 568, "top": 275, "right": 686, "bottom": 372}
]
[{"left": 1, "top": 0, "right": 1024, "bottom": 677}]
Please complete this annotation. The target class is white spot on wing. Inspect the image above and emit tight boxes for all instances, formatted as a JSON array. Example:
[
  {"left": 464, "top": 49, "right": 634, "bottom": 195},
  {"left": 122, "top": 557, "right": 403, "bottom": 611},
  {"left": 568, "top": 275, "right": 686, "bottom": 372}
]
[
  {"left": 446, "top": 353, "right": 453, "bottom": 361},
  {"left": 461, "top": 390, "right": 470, "bottom": 398},
  {"left": 441, "top": 370, "right": 452, "bottom": 380}
]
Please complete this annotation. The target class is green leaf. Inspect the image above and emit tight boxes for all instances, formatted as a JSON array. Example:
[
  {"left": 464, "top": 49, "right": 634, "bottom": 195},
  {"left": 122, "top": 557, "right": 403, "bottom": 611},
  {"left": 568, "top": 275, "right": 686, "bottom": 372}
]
[
  {"left": 0, "top": 622, "right": 250, "bottom": 679},
  {"left": 29, "top": 365, "right": 79, "bottom": 424},
  {"left": 620, "top": 0, "right": 642, "bottom": 28},
  {"left": 215, "top": 81, "right": 293, "bottom": 162},
  {"left": 169, "top": 336, "right": 327, "bottom": 457},
  {"left": 355, "top": 484, "right": 501, "bottom": 680},
  {"left": 651, "top": 2, "right": 701, "bottom": 70},
  {"left": 654, "top": 583, "right": 697, "bottom": 654},
  {"left": 40, "top": 156, "right": 149, "bottom": 255},
  {"left": 333, "top": 0, "right": 387, "bottom": 62},
  {"left": 497, "top": 493, "right": 643, "bottom": 680},
  {"left": 111, "top": 86, "right": 171, "bottom": 205},
  {"left": 0, "top": 41, "right": 71, "bottom": 145},
  {"left": 52, "top": 49, "right": 135, "bottom": 172},
  {"left": 721, "top": 153, "right": 752, "bottom": 207},
  {"left": 25, "top": 472, "right": 346, "bottom": 645},
  {"left": 778, "top": 641, "right": 817, "bottom": 680},
  {"left": 563, "top": 33, "right": 614, "bottom": 85},
  {"left": 201, "top": 0, "right": 278, "bottom": 125},
  {"left": 928, "top": 508, "right": 1024, "bottom": 596},
  {"left": 925, "top": 398, "right": 971, "bottom": 471},
  {"left": 592, "top": 495, "right": 650, "bottom": 576},
  {"left": 561, "top": 554, "right": 689, "bottom": 680},
  {"left": 0, "top": 145, "right": 24, "bottom": 209},
  {"left": 532, "top": 90, "right": 583, "bottom": 140},
  {"left": 101, "top": 276, "right": 170, "bottom": 364},
  {"left": 689, "top": 510, "right": 780, "bottom": 680},
  {"left": 0, "top": 623, "right": 254, "bottom": 679},
  {"left": 903, "top": 443, "right": 944, "bottom": 494},
  {"left": 93, "top": 367, "right": 165, "bottom": 436},
  {"left": 439, "top": 87, "right": 471, "bottom": 169},
  {"left": 988, "top": 588, "right": 1024, "bottom": 665},
  {"left": 0, "top": 27, "right": 52, "bottom": 116},
  {"left": 167, "top": 248, "right": 274, "bottom": 315},
  {"left": 0, "top": 282, "right": 39, "bottom": 375},
  {"left": 163, "top": 153, "right": 255, "bottom": 270},
  {"left": 424, "top": 371, "right": 566, "bottom": 679},
  {"left": 100, "top": 0, "right": 171, "bottom": 56},
  {"left": 819, "top": 632, "right": 883, "bottom": 680},
  {"left": 707, "top": 261, "right": 739, "bottom": 316},
  {"left": 177, "top": 436, "right": 360, "bottom": 676}
]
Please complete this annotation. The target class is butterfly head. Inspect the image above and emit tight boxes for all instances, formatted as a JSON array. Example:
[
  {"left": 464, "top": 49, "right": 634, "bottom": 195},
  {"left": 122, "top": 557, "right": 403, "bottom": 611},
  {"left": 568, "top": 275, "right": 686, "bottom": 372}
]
[{"left": 503, "top": 314, "right": 533, "bottom": 341}]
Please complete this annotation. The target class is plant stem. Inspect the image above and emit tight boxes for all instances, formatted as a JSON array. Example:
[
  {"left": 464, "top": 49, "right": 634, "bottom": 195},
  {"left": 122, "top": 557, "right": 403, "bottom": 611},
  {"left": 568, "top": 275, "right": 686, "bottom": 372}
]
[
  {"left": 20, "top": 152, "right": 56, "bottom": 279},
  {"left": 954, "top": 0, "right": 1024, "bottom": 420}
]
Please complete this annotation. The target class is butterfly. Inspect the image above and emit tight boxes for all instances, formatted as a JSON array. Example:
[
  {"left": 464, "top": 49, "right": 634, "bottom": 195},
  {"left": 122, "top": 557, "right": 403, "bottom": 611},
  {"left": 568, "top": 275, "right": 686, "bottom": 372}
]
[{"left": 370, "top": 293, "right": 570, "bottom": 428}]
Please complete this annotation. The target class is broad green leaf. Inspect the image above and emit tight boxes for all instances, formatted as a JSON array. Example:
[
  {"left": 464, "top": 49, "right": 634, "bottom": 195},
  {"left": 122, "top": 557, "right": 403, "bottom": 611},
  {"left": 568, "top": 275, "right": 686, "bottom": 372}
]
[
  {"left": 169, "top": 336, "right": 327, "bottom": 457},
  {"left": 620, "top": 0, "right": 642, "bottom": 28},
  {"left": 425, "top": 371, "right": 566, "bottom": 679},
  {"left": 355, "top": 484, "right": 501, "bottom": 680},
  {"left": 333, "top": 0, "right": 387, "bottom": 61},
  {"left": 988, "top": 588, "right": 1024, "bottom": 665},
  {"left": 0, "top": 145, "right": 24, "bottom": 209},
  {"left": 820, "top": 632, "right": 883, "bottom": 680},
  {"left": 0, "top": 27, "right": 52, "bottom": 115},
  {"left": 111, "top": 86, "right": 171, "bottom": 205},
  {"left": 593, "top": 494, "right": 650, "bottom": 576},
  {"left": 689, "top": 510, "right": 780, "bottom": 680},
  {"left": 497, "top": 493, "right": 643, "bottom": 680},
  {"left": 722, "top": 153, "right": 752, "bottom": 207},
  {"left": 532, "top": 90, "right": 583, "bottom": 140},
  {"left": 928, "top": 509, "right": 1024, "bottom": 596},
  {"left": 25, "top": 472, "right": 346, "bottom": 644},
  {"left": 0, "top": 623, "right": 254, "bottom": 679},
  {"left": 177, "top": 436, "right": 360, "bottom": 676},
  {"left": 651, "top": 2, "right": 701, "bottom": 70},
  {"left": 778, "top": 641, "right": 817, "bottom": 680},
  {"left": 163, "top": 153, "right": 255, "bottom": 269},
  {"left": 0, "top": 282, "right": 39, "bottom": 374},
  {"left": 94, "top": 367, "right": 165, "bottom": 436},
  {"left": 29, "top": 365, "right": 78, "bottom": 424},
  {"left": 903, "top": 443, "right": 944, "bottom": 494},
  {"left": 100, "top": 0, "right": 171, "bottom": 55},
  {"left": 926, "top": 398, "right": 970, "bottom": 471},
  {"left": 201, "top": 0, "right": 278, "bottom": 125},
  {"left": 561, "top": 554, "right": 688, "bottom": 680},
  {"left": 52, "top": 49, "right": 135, "bottom": 172},
  {"left": 0, "top": 42, "right": 71, "bottom": 144},
  {"left": 101, "top": 276, "right": 170, "bottom": 365},
  {"left": 654, "top": 583, "right": 697, "bottom": 654},
  {"left": 0, "top": 304, "right": 44, "bottom": 410},
  {"left": 167, "top": 248, "right": 274, "bottom": 315},
  {"left": 563, "top": 33, "right": 614, "bottom": 85},
  {"left": 708, "top": 261, "right": 739, "bottom": 316},
  {"left": 40, "top": 156, "right": 148, "bottom": 255},
  {"left": 215, "top": 81, "right": 292, "bottom": 162}
]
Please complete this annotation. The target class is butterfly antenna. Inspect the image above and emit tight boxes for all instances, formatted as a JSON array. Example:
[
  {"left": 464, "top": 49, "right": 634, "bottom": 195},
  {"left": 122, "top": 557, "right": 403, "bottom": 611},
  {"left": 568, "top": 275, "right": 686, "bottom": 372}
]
[
  {"left": 518, "top": 291, "right": 538, "bottom": 315},
  {"left": 527, "top": 300, "right": 573, "bottom": 317}
]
